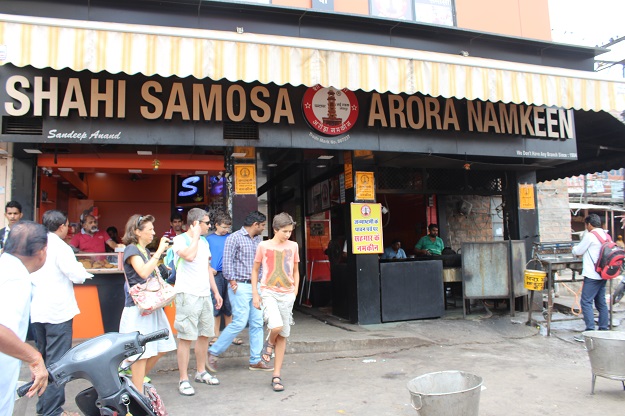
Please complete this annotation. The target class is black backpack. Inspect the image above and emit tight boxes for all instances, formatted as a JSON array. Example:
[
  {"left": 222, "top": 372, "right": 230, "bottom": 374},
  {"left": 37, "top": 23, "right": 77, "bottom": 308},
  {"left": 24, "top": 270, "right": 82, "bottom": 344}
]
[{"left": 590, "top": 231, "right": 625, "bottom": 280}]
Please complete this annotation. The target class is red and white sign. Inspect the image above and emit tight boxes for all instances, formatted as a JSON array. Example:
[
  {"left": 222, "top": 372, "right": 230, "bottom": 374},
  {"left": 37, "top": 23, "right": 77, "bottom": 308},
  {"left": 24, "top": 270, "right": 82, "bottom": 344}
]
[{"left": 302, "top": 85, "right": 359, "bottom": 136}]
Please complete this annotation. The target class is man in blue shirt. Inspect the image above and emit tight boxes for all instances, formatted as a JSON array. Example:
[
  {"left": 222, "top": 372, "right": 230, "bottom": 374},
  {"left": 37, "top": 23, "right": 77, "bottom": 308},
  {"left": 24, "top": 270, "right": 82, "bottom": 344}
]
[
  {"left": 206, "top": 212, "right": 242, "bottom": 346},
  {"left": 381, "top": 239, "right": 407, "bottom": 259}
]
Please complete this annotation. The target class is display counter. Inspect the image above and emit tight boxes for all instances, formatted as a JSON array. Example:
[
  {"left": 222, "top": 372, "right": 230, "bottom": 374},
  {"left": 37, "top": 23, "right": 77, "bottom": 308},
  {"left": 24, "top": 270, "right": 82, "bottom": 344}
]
[
  {"left": 72, "top": 252, "right": 177, "bottom": 339},
  {"left": 379, "top": 258, "right": 444, "bottom": 322}
]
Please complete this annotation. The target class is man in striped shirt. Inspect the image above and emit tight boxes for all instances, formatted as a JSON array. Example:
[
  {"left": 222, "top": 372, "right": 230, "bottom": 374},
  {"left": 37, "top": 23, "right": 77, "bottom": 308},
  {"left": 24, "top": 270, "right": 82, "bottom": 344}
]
[{"left": 208, "top": 211, "right": 273, "bottom": 372}]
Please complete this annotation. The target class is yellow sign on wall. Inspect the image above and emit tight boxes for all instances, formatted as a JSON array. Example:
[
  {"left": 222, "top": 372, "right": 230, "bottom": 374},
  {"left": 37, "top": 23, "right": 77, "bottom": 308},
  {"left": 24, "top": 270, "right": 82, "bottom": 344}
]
[
  {"left": 344, "top": 151, "right": 353, "bottom": 189},
  {"left": 350, "top": 203, "right": 383, "bottom": 254},
  {"left": 234, "top": 164, "right": 257, "bottom": 195},
  {"left": 519, "top": 184, "right": 535, "bottom": 210},
  {"left": 355, "top": 171, "right": 375, "bottom": 201}
]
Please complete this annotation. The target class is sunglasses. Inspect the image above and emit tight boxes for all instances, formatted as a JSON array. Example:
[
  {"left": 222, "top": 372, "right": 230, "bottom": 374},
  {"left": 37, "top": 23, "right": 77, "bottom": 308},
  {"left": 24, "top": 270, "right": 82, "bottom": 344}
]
[{"left": 137, "top": 215, "right": 143, "bottom": 228}]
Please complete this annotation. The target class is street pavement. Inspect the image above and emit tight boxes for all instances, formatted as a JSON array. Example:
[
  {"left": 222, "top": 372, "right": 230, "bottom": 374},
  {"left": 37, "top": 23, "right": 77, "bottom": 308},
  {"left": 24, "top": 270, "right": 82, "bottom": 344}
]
[{"left": 15, "top": 295, "right": 625, "bottom": 415}]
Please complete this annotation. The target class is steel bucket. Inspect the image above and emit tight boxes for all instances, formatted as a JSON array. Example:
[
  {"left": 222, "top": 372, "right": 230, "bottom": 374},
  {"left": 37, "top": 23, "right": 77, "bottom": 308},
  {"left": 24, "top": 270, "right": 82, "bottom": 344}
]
[
  {"left": 407, "top": 371, "right": 483, "bottom": 416},
  {"left": 582, "top": 330, "right": 625, "bottom": 394}
]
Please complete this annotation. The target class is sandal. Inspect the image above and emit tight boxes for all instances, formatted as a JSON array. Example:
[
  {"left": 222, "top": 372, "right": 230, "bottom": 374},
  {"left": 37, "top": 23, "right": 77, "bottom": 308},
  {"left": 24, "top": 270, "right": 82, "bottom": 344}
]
[
  {"left": 261, "top": 340, "right": 275, "bottom": 363},
  {"left": 232, "top": 337, "right": 243, "bottom": 345},
  {"left": 194, "top": 371, "right": 220, "bottom": 385},
  {"left": 178, "top": 380, "right": 195, "bottom": 396},
  {"left": 209, "top": 337, "right": 218, "bottom": 346},
  {"left": 271, "top": 376, "right": 284, "bottom": 392}
]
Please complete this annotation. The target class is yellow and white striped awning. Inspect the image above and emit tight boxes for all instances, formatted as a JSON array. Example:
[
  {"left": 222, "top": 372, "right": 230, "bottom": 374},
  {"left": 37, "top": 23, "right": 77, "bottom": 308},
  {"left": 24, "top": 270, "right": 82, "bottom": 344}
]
[{"left": 1, "top": 13, "right": 624, "bottom": 113}]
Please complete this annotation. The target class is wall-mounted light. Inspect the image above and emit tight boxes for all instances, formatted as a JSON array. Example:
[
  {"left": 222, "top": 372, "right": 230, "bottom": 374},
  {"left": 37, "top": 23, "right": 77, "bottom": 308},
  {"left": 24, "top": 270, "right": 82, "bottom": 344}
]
[{"left": 153, "top": 159, "right": 160, "bottom": 171}]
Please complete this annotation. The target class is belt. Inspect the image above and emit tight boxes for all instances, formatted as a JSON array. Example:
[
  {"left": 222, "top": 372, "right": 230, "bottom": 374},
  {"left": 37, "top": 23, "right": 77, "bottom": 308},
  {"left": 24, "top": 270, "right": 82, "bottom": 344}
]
[{"left": 236, "top": 279, "right": 252, "bottom": 284}]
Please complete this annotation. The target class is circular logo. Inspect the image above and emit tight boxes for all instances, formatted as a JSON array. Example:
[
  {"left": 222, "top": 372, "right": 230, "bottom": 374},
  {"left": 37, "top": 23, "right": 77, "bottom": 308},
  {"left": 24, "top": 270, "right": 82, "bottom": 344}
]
[
  {"left": 360, "top": 205, "right": 371, "bottom": 217},
  {"left": 302, "top": 85, "right": 359, "bottom": 136}
]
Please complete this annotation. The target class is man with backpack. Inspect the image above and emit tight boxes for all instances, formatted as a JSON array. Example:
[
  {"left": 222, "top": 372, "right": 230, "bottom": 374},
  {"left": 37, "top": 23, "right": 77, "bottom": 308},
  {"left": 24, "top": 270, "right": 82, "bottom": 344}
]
[{"left": 572, "top": 214, "right": 610, "bottom": 341}]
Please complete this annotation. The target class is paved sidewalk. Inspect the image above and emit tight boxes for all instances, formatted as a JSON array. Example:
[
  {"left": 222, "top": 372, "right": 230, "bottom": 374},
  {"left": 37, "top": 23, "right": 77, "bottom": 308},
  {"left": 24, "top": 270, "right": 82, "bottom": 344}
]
[{"left": 16, "top": 298, "right": 625, "bottom": 415}]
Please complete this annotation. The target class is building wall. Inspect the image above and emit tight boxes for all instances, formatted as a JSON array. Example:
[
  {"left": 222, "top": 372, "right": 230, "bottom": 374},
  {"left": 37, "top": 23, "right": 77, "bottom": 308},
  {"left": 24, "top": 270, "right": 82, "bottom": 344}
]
[
  {"left": 255, "top": 0, "right": 553, "bottom": 41},
  {"left": 444, "top": 195, "right": 500, "bottom": 251},
  {"left": 456, "top": 0, "right": 551, "bottom": 41},
  {"left": 537, "top": 179, "right": 571, "bottom": 242}
]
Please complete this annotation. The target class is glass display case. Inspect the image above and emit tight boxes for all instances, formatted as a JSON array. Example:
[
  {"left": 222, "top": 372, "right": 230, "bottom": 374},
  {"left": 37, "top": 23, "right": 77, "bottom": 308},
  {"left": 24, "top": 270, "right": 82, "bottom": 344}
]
[{"left": 75, "top": 252, "right": 123, "bottom": 273}]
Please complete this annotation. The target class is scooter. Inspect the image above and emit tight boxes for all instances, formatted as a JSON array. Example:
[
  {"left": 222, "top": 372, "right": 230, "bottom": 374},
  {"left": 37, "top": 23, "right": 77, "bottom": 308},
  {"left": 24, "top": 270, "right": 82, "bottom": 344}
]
[{"left": 18, "top": 329, "right": 169, "bottom": 416}]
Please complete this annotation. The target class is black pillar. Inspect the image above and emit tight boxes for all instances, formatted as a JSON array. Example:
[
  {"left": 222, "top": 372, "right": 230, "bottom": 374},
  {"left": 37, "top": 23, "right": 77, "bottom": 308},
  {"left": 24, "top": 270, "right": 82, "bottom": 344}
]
[{"left": 343, "top": 160, "right": 381, "bottom": 324}]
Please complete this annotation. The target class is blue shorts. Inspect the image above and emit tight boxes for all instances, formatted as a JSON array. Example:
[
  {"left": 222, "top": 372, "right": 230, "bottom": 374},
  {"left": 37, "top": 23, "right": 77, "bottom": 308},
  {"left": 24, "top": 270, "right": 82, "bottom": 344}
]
[{"left": 212, "top": 272, "right": 232, "bottom": 317}]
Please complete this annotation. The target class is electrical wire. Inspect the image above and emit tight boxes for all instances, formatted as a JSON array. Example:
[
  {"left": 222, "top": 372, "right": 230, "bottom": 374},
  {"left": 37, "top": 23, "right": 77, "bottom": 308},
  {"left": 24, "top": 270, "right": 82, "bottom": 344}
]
[{"left": 559, "top": 275, "right": 583, "bottom": 316}]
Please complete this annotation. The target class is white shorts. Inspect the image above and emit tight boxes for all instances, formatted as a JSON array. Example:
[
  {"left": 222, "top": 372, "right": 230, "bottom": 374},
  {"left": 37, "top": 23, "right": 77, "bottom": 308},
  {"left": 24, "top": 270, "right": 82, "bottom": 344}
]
[
  {"left": 119, "top": 306, "right": 177, "bottom": 361},
  {"left": 261, "top": 291, "right": 295, "bottom": 338}
]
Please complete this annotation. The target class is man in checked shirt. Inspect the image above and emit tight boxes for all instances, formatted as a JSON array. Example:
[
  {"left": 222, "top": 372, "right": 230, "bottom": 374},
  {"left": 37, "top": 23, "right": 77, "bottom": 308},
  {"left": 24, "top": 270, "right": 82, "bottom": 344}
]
[{"left": 207, "top": 211, "right": 273, "bottom": 372}]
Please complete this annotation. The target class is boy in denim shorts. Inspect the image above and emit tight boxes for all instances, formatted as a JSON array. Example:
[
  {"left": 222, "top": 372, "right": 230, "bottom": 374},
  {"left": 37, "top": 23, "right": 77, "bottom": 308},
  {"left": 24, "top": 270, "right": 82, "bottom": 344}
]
[{"left": 251, "top": 212, "right": 300, "bottom": 392}]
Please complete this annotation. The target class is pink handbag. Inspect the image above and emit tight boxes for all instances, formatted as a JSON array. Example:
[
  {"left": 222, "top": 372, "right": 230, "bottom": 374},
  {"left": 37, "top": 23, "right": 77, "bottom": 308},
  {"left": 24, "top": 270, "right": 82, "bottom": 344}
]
[{"left": 124, "top": 267, "right": 176, "bottom": 316}]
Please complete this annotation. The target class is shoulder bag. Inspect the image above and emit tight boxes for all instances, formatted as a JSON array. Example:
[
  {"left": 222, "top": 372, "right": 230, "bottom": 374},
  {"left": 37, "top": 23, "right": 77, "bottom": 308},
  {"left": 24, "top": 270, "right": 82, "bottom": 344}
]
[{"left": 123, "top": 248, "right": 176, "bottom": 316}]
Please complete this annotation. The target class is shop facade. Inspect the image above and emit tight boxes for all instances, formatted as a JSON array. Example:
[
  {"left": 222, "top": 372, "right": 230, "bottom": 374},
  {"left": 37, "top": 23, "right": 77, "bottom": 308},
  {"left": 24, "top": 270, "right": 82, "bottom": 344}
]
[{"left": 1, "top": 2, "right": 625, "bottom": 325}]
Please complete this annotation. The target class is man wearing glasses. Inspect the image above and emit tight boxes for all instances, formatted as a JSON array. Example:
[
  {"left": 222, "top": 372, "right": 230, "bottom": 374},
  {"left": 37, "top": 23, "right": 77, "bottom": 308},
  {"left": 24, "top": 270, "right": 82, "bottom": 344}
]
[{"left": 172, "top": 208, "right": 223, "bottom": 396}]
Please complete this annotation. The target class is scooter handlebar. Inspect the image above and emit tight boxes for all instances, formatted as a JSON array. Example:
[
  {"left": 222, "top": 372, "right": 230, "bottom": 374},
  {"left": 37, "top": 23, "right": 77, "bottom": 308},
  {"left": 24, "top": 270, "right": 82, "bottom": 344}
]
[
  {"left": 137, "top": 329, "right": 169, "bottom": 346},
  {"left": 16, "top": 381, "right": 35, "bottom": 398}
]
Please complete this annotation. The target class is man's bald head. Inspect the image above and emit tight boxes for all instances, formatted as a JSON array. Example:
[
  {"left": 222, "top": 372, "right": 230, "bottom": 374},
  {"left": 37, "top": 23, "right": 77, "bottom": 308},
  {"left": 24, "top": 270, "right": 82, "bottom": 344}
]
[{"left": 4, "top": 221, "right": 48, "bottom": 273}]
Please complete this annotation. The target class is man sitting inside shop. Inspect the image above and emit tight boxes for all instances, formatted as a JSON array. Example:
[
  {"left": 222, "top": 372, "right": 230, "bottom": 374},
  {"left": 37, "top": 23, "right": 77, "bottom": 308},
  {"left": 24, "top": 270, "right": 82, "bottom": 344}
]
[
  {"left": 414, "top": 224, "right": 444, "bottom": 256},
  {"left": 70, "top": 210, "right": 121, "bottom": 253},
  {"left": 381, "top": 239, "right": 407, "bottom": 260}
]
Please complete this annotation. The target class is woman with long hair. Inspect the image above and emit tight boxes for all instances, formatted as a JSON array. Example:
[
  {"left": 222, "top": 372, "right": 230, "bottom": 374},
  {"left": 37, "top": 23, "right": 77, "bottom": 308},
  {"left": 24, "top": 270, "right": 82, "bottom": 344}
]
[{"left": 119, "top": 214, "right": 177, "bottom": 389}]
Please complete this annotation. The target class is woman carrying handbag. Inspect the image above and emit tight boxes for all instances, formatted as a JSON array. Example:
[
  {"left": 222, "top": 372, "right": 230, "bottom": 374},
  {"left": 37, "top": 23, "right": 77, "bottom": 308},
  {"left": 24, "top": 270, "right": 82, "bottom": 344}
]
[{"left": 119, "top": 214, "right": 177, "bottom": 390}]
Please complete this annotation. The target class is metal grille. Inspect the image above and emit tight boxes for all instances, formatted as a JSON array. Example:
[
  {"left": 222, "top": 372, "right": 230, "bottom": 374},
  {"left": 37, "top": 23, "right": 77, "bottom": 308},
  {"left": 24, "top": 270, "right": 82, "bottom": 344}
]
[
  {"left": 2, "top": 116, "right": 43, "bottom": 135},
  {"left": 426, "top": 169, "right": 503, "bottom": 193},
  {"left": 377, "top": 167, "right": 423, "bottom": 191},
  {"left": 223, "top": 122, "right": 259, "bottom": 140}
]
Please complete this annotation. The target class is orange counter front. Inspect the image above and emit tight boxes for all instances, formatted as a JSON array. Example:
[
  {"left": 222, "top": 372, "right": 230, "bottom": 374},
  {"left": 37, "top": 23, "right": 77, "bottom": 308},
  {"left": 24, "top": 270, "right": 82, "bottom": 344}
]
[{"left": 73, "top": 273, "right": 177, "bottom": 339}]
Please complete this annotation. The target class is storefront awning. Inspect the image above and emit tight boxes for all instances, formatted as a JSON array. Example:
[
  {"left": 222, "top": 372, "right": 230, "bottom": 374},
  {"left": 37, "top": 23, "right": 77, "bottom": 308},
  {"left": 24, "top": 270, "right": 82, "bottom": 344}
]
[{"left": 1, "top": 13, "right": 625, "bottom": 113}]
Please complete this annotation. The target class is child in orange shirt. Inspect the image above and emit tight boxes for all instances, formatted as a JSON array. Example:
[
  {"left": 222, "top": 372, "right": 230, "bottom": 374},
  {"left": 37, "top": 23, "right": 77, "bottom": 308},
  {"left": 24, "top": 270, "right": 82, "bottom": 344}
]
[{"left": 251, "top": 212, "right": 299, "bottom": 392}]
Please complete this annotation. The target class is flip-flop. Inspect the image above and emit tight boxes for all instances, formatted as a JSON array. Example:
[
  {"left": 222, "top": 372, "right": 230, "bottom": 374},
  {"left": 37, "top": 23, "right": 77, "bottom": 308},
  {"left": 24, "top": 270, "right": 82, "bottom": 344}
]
[{"left": 232, "top": 337, "right": 243, "bottom": 345}]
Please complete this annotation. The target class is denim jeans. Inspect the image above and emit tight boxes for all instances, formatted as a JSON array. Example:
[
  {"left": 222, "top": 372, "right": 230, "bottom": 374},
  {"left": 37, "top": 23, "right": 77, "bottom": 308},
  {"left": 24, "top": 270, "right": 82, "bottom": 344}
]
[
  {"left": 31, "top": 319, "right": 73, "bottom": 416},
  {"left": 208, "top": 282, "right": 264, "bottom": 364},
  {"left": 580, "top": 277, "right": 608, "bottom": 331}
]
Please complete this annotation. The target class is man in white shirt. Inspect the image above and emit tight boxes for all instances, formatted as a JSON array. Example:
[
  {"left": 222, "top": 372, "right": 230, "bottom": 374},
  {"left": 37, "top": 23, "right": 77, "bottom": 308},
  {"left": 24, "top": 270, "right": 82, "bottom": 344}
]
[
  {"left": 572, "top": 213, "right": 610, "bottom": 342},
  {"left": 0, "top": 221, "right": 49, "bottom": 414},
  {"left": 173, "top": 208, "right": 222, "bottom": 396},
  {"left": 30, "top": 210, "right": 92, "bottom": 415}
]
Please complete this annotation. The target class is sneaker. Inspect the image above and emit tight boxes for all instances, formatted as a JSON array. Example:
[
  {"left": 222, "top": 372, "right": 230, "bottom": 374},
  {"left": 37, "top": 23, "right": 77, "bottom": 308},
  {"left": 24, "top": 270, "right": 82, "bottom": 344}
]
[
  {"left": 249, "top": 360, "right": 274, "bottom": 371},
  {"left": 207, "top": 353, "right": 219, "bottom": 373},
  {"left": 178, "top": 380, "right": 195, "bottom": 396},
  {"left": 143, "top": 376, "right": 151, "bottom": 383},
  {"left": 118, "top": 367, "right": 132, "bottom": 377},
  {"left": 573, "top": 335, "right": 585, "bottom": 343}
]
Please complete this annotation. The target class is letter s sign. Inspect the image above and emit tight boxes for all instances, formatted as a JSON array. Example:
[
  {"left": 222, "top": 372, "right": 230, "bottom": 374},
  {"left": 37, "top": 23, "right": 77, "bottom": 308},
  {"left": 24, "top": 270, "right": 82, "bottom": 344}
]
[{"left": 179, "top": 176, "right": 200, "bottom": 197}]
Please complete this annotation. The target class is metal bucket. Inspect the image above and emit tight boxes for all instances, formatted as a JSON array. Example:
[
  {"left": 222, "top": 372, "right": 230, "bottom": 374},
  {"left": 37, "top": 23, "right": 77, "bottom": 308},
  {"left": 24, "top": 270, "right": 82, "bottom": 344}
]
[
  {"left": 407, "top": 371, "right": 483, "bottom": 416},
  {"left": 582, "top": 330, "right": 625, "bottom": 394}
]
